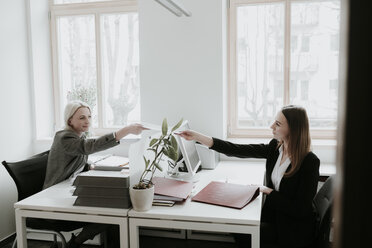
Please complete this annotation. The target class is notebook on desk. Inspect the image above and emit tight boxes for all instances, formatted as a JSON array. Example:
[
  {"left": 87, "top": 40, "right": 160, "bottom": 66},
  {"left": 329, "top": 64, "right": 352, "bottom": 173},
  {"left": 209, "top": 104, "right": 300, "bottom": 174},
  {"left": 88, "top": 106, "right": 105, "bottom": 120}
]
[
  {"left": 191, "top": 181, "right": 260, "bottom": 209},
  {"left": 152, "top": 176, "right": 193, "bottom": 200}
]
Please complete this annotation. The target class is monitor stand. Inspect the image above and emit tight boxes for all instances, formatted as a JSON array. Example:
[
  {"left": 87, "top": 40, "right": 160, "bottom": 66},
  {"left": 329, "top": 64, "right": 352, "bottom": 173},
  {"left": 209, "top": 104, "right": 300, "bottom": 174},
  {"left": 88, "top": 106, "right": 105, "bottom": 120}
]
[{"left": 166, "top": 158, "right": 200, "bottom": 183}]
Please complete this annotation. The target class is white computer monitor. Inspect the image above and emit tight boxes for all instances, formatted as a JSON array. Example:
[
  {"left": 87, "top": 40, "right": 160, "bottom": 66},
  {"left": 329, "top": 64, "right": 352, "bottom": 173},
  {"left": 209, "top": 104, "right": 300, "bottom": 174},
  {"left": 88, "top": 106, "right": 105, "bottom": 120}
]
[{"left": 170, "top": 121, "right": 202, "bottom": 180}]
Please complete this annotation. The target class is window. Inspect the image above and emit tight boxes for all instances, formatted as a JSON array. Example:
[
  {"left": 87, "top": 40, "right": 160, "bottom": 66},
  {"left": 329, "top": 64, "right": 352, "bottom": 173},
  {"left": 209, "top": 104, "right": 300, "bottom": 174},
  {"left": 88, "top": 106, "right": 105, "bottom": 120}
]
[
  {"left": 330, "top": 34, "right": 339, "bottom": 51},
  {"left": 291, "top": 35, "right": 298, "bottom": 52},
  {"left": 50, "top": 0, "right": 139, "bottom": 133},
  {"left": 329, "top": 79, "right": 338, "bottom": 99},
  {"left": 301, "top": 36, "right": 310, "bottom": 52},
  {"left": 228, "top": 0, "right": 340, "bottom": 138}
]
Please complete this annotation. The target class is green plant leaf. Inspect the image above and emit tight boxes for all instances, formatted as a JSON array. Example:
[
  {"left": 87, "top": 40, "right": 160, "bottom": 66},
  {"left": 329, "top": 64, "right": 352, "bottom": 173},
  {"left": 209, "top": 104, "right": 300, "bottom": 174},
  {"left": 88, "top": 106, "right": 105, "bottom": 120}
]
[
  {"left": 162, "top": 118, "right": 168, "bottom": 136},
  {"left": 149, "top": 138, "right": 158, "bottom": 147},
  {"left": 171, "top": 118, "right": 184, "bottom": 132},
  {"left": 167, "top": 146, "right": 178, "bottom": 161},
  {"left": 170, "top": 135, "right": 178, "bottom": 152},
  {"left": 154, "top": 163, "right": 163, "bottom": 172},
  {"left": 163, "top": 149, "right": 169, "bottom": 157}
]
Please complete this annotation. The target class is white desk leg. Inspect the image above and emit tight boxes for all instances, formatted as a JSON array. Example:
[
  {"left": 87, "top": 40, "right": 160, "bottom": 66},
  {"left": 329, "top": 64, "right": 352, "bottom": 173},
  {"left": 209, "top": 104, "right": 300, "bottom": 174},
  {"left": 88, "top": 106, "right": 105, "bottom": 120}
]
[
  {"left": 129, "top": 219, "right": 140, "bottom": 248},
  {"left": 251, "top": 226, "right": 260, "bottom": 248},
  {"left": 119, "top": 219, "right": 129, "bottom": 248},
  {"left": 15, "top": 209, "right": 27, "bottom": 248}
]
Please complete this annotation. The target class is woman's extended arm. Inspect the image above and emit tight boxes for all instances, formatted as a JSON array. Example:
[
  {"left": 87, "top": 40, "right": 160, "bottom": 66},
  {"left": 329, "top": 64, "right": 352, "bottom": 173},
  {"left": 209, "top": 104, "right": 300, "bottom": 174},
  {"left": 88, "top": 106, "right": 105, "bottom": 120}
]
[
  {"left": 115, "top": 123, "right": 149, "bottom": 141},
  {"left": 177, "top": 130, "right": 213, "bottom": 148}
]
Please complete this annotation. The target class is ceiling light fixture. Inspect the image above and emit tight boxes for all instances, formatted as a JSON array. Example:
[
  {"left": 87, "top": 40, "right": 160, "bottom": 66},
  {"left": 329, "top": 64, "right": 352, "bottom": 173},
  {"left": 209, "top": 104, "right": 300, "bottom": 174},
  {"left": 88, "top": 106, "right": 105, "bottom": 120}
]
[{"left": 154, "top": 0, "right": 191, "bottom": 17}]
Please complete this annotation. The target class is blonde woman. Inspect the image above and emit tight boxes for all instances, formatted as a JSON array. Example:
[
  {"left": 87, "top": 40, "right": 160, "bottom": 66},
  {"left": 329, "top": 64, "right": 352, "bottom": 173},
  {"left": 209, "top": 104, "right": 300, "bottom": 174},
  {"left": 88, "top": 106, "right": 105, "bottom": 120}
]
[{"left": 43, "top": 100, "right": 147, "bottom": 248}]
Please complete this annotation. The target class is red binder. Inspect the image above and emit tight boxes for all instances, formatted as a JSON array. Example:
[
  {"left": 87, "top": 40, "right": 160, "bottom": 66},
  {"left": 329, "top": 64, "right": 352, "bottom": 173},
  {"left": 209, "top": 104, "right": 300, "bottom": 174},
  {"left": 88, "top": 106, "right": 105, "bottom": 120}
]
[
  {"left": 192, "top": 181, "right": 260, "bottom": 209},
  {"left": 152, "top": 177, "right": 193, "bottom": 200}
]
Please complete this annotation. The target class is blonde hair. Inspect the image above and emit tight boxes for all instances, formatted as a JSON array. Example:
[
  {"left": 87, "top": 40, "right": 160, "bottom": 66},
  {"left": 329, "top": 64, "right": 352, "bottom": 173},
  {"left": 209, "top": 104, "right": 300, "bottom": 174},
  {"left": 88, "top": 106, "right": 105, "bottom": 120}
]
[
  {"left": 64, "top": 100, "right": 91, "bottom": 130},
  {"left": 280, "top": 105, "right": 311, "bottom": 177}
]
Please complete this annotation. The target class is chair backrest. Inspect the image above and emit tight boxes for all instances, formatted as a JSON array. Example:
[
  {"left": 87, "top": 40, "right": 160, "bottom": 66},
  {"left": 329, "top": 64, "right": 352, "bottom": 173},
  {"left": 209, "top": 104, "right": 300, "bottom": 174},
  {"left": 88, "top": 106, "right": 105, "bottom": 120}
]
[
  {"left": 313, "top": 175, "right": 334, "bottom": 248},
  {"left": 2, "top": 151, "right": 49, "bottom": 201}
]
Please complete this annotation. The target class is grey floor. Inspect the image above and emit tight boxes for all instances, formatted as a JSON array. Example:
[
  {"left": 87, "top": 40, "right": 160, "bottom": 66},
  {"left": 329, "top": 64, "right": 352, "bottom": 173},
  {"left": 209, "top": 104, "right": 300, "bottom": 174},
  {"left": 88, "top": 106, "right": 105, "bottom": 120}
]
[{"left": 1, "top": 235, "right": 237, "bottom": 248}]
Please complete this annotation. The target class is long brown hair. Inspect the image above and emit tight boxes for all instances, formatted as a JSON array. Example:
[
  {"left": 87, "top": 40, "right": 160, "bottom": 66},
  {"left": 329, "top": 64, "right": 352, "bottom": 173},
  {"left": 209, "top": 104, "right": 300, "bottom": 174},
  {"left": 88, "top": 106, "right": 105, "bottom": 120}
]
[{"left": 280, "top": 105, "right": 311, "bottom": 177}]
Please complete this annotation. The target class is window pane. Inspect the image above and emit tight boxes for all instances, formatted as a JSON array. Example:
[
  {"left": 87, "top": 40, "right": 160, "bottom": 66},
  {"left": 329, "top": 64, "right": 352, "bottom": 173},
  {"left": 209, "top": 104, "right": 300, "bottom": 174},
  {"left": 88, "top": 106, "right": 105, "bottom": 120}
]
[
  {"left": 236, "top": 3, "right": 284, "bottom": 128},
  {"left": 57, "top": 15, "right": 98, "bottom": 127},
  {"left": 289, "top": 1, "right": 340, "bottom": 128},
  {"left": 100, "top": 13, "right": 140, "bottom": 127}
]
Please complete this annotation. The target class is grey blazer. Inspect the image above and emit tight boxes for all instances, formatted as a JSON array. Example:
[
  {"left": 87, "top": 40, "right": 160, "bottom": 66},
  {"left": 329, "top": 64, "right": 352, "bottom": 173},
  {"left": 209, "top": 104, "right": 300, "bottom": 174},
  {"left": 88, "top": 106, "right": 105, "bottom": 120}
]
[{"left": 43, "top": 130, "right": 119, "bottom": 189}]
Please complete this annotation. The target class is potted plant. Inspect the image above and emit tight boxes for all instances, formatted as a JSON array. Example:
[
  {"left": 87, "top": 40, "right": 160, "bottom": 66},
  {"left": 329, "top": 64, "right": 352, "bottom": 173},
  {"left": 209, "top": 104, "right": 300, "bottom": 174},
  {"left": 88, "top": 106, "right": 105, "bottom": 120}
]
[{"left": 129, "top": 118, "right": 183, "bottom": 211}]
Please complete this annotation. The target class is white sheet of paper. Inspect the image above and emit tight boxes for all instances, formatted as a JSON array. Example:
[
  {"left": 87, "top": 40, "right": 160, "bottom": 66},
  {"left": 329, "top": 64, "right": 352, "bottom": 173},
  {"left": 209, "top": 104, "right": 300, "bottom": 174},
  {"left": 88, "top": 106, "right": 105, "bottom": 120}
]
[{"left": 94, "top": 156, "right": 129, "bottom": 167}]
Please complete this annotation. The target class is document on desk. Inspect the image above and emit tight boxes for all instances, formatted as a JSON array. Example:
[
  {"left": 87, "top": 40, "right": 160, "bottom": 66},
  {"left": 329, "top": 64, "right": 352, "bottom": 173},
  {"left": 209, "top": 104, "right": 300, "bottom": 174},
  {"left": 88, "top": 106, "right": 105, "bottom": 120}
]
[
  {"left": 192, "top": 181, "right": 260, "bottom": 209},
  {"left": 152, "top": 177, "right": 193, "bottom": 200},
  {"left": 90, "top": 155, "right": 129, "bottom": 171}
]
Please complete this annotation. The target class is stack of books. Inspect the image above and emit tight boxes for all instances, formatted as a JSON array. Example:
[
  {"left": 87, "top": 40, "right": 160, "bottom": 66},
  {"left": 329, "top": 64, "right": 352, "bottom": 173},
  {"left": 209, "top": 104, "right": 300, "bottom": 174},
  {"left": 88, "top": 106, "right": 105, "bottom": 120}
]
[
  {"left": 152, "top": 177, "right": 194, "bottom": 207},
  {"left": 72, "top": 170, "right": 131, "bottom": 209}
]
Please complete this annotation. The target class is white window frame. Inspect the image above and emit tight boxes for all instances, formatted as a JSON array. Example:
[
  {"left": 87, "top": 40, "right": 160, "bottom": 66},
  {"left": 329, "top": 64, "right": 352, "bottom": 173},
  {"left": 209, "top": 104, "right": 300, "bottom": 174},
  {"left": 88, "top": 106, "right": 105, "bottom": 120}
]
[
  {"left": 228, "top": 0, "right": 338, "bottom": 139},
  {"left": 49, "top": 0, "right": 138, "bottom": 135}
]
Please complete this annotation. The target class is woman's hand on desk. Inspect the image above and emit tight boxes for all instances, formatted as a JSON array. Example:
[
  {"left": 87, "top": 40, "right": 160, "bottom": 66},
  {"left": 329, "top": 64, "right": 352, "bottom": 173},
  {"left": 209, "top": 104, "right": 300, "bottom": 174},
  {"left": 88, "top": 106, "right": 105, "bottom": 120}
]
[
  {"left": 176, "top": 130, "right": 213, "bottom": 148},
  {"left": 259, "top": 186, "right": 273, "bottom": 195},
  {"left": 249, "top": 184, "right": 273, "bottom": 195}
]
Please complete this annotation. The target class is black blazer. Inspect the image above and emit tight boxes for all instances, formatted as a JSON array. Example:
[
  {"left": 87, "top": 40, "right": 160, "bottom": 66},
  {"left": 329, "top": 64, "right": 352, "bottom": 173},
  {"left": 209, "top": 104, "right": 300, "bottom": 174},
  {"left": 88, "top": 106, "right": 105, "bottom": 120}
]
[{"left": 211, "top": 138, "right": 320, "bottom": 247}]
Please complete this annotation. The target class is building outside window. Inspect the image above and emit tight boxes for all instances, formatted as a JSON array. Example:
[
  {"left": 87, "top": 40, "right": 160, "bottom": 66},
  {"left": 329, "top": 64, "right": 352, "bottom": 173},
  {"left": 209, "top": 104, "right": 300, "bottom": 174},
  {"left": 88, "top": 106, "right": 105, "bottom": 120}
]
[
  {"left": 229, "top": 0, "right": 341, "bottom": 138},
  {"left": 50, "top": 0, "right": 139, "bottom": 134}
]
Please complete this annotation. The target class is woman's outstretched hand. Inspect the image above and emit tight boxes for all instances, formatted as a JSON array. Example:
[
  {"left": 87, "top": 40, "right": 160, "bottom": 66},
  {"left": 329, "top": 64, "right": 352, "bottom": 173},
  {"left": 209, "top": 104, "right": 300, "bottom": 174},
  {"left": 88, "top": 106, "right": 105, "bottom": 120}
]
[
  {"left": 115, "top": 123, "right": 149, "bottom": 141},
  {"left": 177, "top": 130, "right": 198, "bottom": 141},
  {"left": 127, "top": 123, "right": 149, "bottom": 135},
  {"left": 176, "top": 130, "right": 214, "bottom": 148}
]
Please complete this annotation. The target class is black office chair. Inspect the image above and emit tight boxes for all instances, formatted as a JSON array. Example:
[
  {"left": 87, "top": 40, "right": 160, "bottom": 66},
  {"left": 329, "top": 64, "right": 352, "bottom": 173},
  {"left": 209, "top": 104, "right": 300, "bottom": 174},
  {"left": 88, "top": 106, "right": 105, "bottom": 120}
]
[
  {"left": 2, "top": 151, "right": 84, "bottom": 248},
  {"left": 311, "top": 175, "right": 334, "bottom": 248}
]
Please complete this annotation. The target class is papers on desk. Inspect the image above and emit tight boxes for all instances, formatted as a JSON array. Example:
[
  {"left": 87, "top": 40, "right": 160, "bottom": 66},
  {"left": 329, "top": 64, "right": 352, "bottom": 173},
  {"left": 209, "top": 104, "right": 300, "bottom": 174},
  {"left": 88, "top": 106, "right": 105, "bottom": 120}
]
[
  {"left": 192, "top": 181, "right": 260, "bottom": 209},
  {"left": 151, "top": 177, "right": 194, "bottom": 207},
  {"left": 88, "top": 154, "right": 129, "bottom": 171},
  {"left": 87, "top": 153, "right": 112, "bottom": 164}
]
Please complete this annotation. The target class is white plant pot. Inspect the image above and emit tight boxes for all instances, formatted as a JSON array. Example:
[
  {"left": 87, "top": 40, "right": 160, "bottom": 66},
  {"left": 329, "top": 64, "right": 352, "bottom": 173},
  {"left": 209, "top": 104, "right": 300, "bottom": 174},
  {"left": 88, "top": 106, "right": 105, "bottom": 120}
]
[{"left": 129, "top": 185, "right": 154, "bottom": 212}]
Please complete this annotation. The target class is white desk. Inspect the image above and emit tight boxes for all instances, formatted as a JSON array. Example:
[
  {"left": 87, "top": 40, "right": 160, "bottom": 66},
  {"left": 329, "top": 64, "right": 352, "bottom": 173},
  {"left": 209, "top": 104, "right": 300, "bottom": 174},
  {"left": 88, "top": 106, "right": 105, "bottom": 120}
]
[
  {"left": 14, "top": 179, "right": 129, "bottom": 248},
  {"left": 128, "top": 161, "right": 265, "bottom": 248}
]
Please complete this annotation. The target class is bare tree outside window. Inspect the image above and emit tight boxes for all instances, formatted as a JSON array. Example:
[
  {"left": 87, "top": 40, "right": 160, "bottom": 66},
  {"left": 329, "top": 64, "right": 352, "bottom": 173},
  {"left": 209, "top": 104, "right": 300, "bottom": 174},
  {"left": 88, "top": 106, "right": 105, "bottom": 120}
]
[
  {"left": 57, "top": 15, "right": 99, "bottom": 127},
  {"left": 51, "top": 1, "right": 140, "bottom": 131},
  {"left": 230, "top": 0, "right": 340, "bottom": 138},
  {"left": 236, "top": 3, "right": 284, "bottom": 128},
  {"left": 101, "top": 13, "right": 140, "bottom": 127}
]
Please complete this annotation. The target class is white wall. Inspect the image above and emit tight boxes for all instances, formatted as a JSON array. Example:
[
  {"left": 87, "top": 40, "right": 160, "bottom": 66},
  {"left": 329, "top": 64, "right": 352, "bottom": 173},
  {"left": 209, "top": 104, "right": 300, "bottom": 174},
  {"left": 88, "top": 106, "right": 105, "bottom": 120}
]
[
  {"left": 29, "top": 0, "right": 54, "bottom": 139},
  {"left": 0, "top": 0, "right": 34, "bottom": 241},
  {"left": 138, "top": 0, "right": 227, "bottom": 138}
]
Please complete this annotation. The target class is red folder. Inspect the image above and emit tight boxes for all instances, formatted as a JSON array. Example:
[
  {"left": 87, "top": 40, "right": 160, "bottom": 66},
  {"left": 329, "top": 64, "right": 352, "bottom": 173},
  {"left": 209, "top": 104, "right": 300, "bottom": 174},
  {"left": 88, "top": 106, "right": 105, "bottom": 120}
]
[
  {"left": 152, "top": 177, "right": 193, "bottom": 200},
  {"left": 191, "top": 181, "right": 260, "bottom": 209}
]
